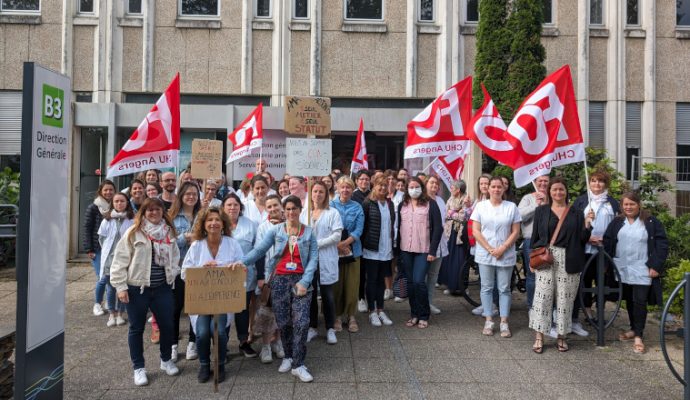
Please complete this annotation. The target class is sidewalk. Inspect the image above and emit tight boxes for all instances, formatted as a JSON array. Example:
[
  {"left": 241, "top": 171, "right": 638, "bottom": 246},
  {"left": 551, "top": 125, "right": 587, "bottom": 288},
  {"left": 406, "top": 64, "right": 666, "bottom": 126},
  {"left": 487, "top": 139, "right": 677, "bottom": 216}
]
[{"left": 0, "top": 264, "right": 685, "bottom": 399}]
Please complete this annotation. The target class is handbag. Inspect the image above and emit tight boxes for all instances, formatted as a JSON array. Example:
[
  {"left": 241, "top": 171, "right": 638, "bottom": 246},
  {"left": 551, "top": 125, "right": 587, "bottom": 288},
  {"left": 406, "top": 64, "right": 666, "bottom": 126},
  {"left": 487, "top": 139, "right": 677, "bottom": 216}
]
[
  {"left": 392, "top": 268, "right": 408, "bottom": 299},
  {"left": 529, "top": 206, "right": 570, "bottom": 271},
  {"left": 339, "top": 228, "right": 356, "bottom": 264},
  {"left": 259, "top": 267, "right": 277, "bottom": 307}
]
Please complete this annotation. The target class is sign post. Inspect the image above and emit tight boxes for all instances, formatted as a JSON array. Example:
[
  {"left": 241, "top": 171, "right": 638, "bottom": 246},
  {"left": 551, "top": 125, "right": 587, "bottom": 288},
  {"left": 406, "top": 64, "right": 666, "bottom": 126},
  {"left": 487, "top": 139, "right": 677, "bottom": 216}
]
[
  {"left": 190, "top": 139, "right": 223, "bottom": 180},
  {"left": 15, "top": 63, "right": 72, "bottom": 400}
]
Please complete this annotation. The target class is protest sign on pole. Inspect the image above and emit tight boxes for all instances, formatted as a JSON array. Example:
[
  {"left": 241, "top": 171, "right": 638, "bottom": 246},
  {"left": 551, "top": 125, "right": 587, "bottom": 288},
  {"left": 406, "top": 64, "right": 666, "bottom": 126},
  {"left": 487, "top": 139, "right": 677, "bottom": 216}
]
[
  {"left": 284, "top": 96, "right": 331, "bottom": 136},
  {"left": 184, "top": 267, "right": 248, "bottom": 315},
  {"left": 286, "top": 138, "right": 332, "bottom": 177},
  {"left": 191, "top": 139, "right": 223, "bottom": 180}
]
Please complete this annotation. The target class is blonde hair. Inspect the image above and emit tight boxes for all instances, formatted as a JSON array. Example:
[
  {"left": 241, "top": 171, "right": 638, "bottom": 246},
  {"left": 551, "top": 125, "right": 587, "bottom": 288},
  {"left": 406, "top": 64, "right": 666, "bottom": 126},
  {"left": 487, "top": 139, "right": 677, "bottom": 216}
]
[{"left": 336, "top": 176, "right": 355, "bottom": 189}]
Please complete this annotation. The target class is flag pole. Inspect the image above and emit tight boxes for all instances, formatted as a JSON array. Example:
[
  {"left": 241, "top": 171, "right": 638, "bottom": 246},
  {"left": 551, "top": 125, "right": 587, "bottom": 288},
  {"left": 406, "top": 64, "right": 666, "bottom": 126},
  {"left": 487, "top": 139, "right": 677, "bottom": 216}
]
[
  {"left": 421, "top": 157, "right": 439, "bottom": 174},
  {"left": 583, "top": 159, "right": 592, "bottom": 207}
]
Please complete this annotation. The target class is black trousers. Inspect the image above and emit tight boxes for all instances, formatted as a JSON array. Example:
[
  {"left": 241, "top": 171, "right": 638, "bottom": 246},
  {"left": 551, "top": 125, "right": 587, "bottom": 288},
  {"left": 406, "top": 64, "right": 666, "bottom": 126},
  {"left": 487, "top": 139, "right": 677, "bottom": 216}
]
[
  {"left": 310, "top": 268, "right": 336, "bottom": 330},
  {"left": 172, "top": 275, "right": 196, "bottom": 344},
  {"left": 359, "top": 262, "right": 366, "bottom": 300},
  {"left": 364, "top": 258, "right": 390, "bottom": 311},
  {"left": 623, "top": 283, "right": 651, "bottom": 338},
  {"left": 234, "top": 291, "right": 254, "bottom": 343}
]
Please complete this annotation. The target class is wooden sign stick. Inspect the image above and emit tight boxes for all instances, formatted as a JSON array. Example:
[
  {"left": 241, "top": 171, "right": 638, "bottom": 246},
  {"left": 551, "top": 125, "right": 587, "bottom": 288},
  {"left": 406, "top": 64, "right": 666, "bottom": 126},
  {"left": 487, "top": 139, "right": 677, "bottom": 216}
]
[{"left": 214, "top": 314, "right": 219, "bottom": 392}]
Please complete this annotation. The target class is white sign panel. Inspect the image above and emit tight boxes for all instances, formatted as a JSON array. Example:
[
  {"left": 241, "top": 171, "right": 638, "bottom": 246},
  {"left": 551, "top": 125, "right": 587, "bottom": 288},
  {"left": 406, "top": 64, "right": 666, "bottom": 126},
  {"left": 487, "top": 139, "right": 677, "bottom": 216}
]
[
  {"left": 232, "top": 130, "right": 286, "bottom": 180},
  {"left": 286, "top": 138, "right": 332, "bottom": 177},
  {"left": 27, "top": 65, "right": 70, "bottom": 350}
]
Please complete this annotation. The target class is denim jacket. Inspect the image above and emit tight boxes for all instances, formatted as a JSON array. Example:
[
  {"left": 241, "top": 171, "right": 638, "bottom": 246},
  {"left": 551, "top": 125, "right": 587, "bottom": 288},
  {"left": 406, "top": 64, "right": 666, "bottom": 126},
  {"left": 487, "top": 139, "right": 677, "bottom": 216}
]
[
  {"left": 231, "top": 216, "right": 259, "bottom": 291},
  {"left": 329, "top": 197, "right": 364, "bottom": 258},
  {"left": 241, "top": 223, "right": 318, "bottom": 290},
  {"left": 172, "top": 213, "right": 195, "bottom": 264}
]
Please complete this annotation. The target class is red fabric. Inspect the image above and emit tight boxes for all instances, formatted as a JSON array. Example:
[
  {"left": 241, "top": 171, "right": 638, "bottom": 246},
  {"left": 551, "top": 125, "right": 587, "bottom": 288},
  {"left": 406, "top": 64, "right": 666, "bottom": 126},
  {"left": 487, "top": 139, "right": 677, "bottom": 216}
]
[{"left": 275, "top": 227, "right": 305, "bottom": 275}]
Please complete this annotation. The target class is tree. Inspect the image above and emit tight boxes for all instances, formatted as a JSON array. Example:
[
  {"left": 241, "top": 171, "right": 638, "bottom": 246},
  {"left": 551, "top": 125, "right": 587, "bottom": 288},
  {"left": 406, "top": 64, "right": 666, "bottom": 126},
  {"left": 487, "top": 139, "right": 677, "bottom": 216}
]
[{"left": 473, "top": 0, "right": 512, "bottom": 111}]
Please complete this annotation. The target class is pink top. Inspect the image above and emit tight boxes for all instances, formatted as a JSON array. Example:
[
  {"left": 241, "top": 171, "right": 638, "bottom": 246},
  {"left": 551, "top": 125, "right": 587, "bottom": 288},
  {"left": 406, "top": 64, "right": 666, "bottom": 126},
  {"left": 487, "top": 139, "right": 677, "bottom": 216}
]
[{"left": 399, "top": 202, "right": 430, "bottom": 253}]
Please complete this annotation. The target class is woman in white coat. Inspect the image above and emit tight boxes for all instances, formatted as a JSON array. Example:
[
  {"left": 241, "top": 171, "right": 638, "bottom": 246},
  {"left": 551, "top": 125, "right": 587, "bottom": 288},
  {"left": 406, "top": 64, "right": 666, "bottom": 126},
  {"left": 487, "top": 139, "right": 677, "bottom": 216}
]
[
  {"left": 181, "top": 207, "right": 244, "bottom": 383},
  {"left": 307, "top": 181, "right": 343, "bottom": 345}
]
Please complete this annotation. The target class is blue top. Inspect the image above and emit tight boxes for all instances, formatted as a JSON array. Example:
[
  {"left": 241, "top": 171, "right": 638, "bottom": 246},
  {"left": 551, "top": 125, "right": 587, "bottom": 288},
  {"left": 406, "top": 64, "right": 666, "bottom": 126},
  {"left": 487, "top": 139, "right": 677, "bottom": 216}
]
[
  {"left": 231, "top": 216, "right": 259, "bottom": 291},
  {"left": 329, "top": 197, "right": 364, "bottom": 258},
  {"left": 172, "top": 213, "right": 196, "bottom": 264},
  {"left": 241, "top": 223, "right": 319, "bottom": 290}
]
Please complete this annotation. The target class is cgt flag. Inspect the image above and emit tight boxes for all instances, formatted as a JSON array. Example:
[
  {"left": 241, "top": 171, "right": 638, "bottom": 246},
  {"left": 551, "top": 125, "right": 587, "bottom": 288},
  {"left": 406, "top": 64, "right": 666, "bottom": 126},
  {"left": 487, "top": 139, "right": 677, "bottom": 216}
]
[
  {"left": 467, "top": 66, "right": 585, "bottom": 187},
  {"left": 226, "top": 103, "right": 263, "bottom": 164},
  {"left": 107, "top": 74, "right": 180, "bottom": 178},
  {"left": 350, "top": 118, "right": 368, "bottom": 174},
  {"left": 405, "top": 76, "right": 472, "bottom": 159},
  {"left": 431, "top": 151, "right": 469, "bottom": 192}
]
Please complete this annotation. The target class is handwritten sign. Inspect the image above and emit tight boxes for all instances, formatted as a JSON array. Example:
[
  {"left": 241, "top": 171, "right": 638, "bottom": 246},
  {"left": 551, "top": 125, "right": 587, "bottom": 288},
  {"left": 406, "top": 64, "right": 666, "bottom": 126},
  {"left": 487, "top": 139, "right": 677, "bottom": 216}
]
[
  {"left": 191, "top": 139, "right": 223, "bottom": 179},
  {"left": 284, "top": 96, "right": 331, "bottom": 136},
  {"left": 184, "top": 267, "right": 247, "bottom": 314},
  {"left": 286, "top": 138, "right": 332, "bottom": 176}
]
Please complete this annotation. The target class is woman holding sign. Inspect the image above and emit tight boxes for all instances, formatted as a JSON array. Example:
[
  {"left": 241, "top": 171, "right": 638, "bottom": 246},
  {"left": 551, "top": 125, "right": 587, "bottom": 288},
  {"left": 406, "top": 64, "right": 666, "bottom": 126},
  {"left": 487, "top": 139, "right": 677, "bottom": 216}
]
[
  {"left": 182, "top": 207, "right": 244, "bottom": 383},
  {"left": 239, "top": 196, "right": 319, "bottom": 383}
]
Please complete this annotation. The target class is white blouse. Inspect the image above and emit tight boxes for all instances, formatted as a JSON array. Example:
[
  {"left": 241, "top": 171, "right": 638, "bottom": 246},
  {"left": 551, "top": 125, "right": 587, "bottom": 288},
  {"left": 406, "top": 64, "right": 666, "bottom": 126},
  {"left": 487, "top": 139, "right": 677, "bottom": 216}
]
[
  {"left": 310, "top": 207, "right": 343, "bottom": 285},
  {"left": 614, "top": 217, "right": 650, "bottom": 286},
  {"left": 470, "top": 200, "right": 522, "bottom": 267}
]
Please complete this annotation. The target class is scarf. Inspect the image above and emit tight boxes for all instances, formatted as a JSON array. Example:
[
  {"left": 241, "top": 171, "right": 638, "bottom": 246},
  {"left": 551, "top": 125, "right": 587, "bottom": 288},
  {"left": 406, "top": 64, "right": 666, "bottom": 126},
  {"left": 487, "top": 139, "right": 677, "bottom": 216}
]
[
  {"left": 142, "top": 219, "right": 173, "bottom": 269},
  {"left": 588, "top": 190, "right": 609, "bottom": 209},
  {"left": 110, "top": 210, "right": 127, "bottom": 219},
  {"left": 94, "top": 196, "right": 111, "bottom": 216}
]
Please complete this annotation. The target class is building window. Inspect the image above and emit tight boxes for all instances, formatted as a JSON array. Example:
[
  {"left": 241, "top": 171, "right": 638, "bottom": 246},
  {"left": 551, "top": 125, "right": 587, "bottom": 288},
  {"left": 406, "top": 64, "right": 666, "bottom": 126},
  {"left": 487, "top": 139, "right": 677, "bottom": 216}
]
[
  {"left": 466, "top": 0, "right": 478, "bottom": 23},
  {"left": 180, "top": 0, "right": 219, "bottom": 17},
  {"left": 589, "top": 0, "right": 603, "bottom": 25},
  {"left": 589, "top": 102, "right": 606, "bottom": 149},
  {"left": 677, "top": 103, "right": 690, "bottom": 182},
  {"left": 542, "top": 0, "right": 552, "bottom": 24},
  {"left": 128, "top": 0, "right": 142, "bottom": 14},
  {"left": 626, "top": 102, "right": 641, "bottom": 180},
  {"left": 626, "top": 0, "right": 639, "bottom": 25},
  {"left": 419, "top": 0, "right": 433, "bottom": 22},
  {"left": 679, "top": 0, "right": 690, "bottom": 26},
  {"left": 294, "top": 0, "right": 307, "bottom": 19},
  {"left": 0, "top": 0, "right": 40, "bottom": 12},
  {"left": 255, "top": 0, "right": 270, "bottom": 18},
  {"left": 78, "top": 0, "right": 94, "bottom": 14},
  {"left": 345, "top": 0, "right": 383, "bottom": 20}
]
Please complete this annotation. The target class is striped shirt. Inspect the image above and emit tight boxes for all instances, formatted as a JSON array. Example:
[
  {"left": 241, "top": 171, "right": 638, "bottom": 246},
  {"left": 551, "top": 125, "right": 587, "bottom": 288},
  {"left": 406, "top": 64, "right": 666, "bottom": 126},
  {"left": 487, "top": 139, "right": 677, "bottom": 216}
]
[{"left": 149, "top": 252, "right": 167, "bottom": 287}]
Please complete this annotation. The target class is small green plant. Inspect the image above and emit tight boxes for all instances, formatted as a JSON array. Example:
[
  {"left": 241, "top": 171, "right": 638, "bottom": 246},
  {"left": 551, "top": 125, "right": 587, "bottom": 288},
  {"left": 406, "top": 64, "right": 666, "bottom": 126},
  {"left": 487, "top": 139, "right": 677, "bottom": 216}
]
[
  {"left": 0, "top": 167, "right": 19, "bottom": 206},
  {"left": 638, "top": 163, "right": 674, "bottom": 215},
  {"left": 662, "top": 259, "right": 690, "bottom": 316}
]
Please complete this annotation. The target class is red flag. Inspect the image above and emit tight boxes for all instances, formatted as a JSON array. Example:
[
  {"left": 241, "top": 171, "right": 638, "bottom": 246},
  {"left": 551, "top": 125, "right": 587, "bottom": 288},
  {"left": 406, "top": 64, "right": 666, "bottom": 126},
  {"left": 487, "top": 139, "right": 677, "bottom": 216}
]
[
  {"left": 107, "top": 74, "right": 180, "bottom": 178},
  {"left": 226, "top": 103, "right": 263, "bottom": 163},
  {"left": 405, "top": 76, "right": 473, "bottom": 159},
  {"left": 431, "top": 151, "right": 469, "bottom": 191},
  {"left": 467, "top": 66, "right": 585, "bottom": 187},
  {"left": 350, "top": 118, "right": 368, "bottom": 174}
]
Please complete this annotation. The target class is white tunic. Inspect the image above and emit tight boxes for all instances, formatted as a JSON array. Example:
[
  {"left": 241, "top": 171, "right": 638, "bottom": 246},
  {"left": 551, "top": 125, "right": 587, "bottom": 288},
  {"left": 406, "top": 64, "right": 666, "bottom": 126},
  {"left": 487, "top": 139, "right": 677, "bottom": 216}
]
[
  {"left": 310, "top": 208, "right": 343, "bottom": 285},
  {"left": 614, "top": 217, "right": 650, "bottom": 286},
  {"left": 470, "top": 200, "right": 522, "bottom": 267},
  {"left": 584, "top": 201, "right": 615, "bottom": 255},
  {"left": 434, "top": 195, "right": 449, "bottom": 258},
  {"left": 244, "top": 200, "right": 269, "bottom": 225}
]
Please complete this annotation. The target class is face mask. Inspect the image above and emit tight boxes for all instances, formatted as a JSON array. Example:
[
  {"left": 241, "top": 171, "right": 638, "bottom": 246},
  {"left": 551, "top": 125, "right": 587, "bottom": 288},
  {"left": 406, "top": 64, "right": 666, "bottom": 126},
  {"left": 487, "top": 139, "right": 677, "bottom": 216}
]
[{"left": 408, "top": 187, "right": 422, "bottom": 199}]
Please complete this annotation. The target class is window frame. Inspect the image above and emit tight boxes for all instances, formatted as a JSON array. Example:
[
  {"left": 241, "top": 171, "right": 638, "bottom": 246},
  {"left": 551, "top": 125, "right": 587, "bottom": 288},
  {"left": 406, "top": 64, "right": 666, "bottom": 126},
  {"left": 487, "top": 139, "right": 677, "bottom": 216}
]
[
  {"left": 588, "top": 101, "right": 606, "bottom": 149},
  {"left": 254, "top": 0, "right": 271, "bottom": 19},
  {"left": 464, "top": 0, "right": 478, "bottom": 24},
  {"left": 77, "top": 0, "right": 95, "bottom": 15},
  {"left": 625, "top": 0, "right": 640, "bottom": 27},
  {"left": 292, "top": 0, "right": 308, "bottom": 20},
  {"left": 343, "top": 0, "right": 384, "bottom": 22},
  {"left": 588, "top": 0, "right": 604, "bottom": 26},
  {"left": 0, "top": 0, "right": 41, "bottom": 14},
  {"left": 127, "top": 0, "right": 143, "bottom": 15},
  {"left": 678, "top": 0, "right": 690, "bottom": 27},
  {"left": 418, "top": 0, "right": 434, "bottom": 23},
  {"left": 178, "top": 0, "right": 221, "bottom": 19},
  {"left": 542, "top": 0, "right": 555, "bottom": 26}
]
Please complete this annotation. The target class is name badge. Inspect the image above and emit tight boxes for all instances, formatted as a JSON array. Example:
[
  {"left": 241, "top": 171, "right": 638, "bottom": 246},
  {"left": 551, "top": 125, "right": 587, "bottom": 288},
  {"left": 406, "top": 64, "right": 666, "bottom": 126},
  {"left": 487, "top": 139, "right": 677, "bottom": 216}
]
[
  {"left": 286, "top": 262, "right": 297, "bottom": 271},
  {"left": 289, "top": 235, "right": 298, "bottom": 246}
]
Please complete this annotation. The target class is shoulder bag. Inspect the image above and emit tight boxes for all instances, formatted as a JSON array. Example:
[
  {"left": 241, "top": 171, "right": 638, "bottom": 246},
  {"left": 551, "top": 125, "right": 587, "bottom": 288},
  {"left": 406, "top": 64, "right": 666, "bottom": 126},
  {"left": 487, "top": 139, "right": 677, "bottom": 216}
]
[
  {"left": 259, "top": 267, "right": 276, "bottom": 307},
  {"left": 529, "top": 206, "right": 570, "bottom": 271}
]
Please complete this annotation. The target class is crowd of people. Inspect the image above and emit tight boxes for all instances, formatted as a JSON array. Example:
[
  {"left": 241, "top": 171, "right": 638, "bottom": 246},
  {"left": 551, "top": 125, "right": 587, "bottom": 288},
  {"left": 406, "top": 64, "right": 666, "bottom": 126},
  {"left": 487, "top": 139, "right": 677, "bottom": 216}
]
[{"left": 81, "top": 159, "right": 669, "bottom": 386}]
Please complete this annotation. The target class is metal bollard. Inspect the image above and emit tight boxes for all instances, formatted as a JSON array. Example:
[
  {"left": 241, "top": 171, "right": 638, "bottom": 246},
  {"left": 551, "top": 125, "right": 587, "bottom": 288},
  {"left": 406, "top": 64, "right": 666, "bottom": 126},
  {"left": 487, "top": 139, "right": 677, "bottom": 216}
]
[{"left": 660, "top": 272, "right": 690, "bottom": 399}]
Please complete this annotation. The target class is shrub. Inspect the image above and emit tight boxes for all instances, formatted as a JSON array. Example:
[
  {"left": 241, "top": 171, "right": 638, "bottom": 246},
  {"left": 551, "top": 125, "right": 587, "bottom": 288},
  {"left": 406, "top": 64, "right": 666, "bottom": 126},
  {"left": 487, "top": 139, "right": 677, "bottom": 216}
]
[
  {"left": 0, "top": 167, "right": 19, "bottom": 206},
  {"left": 662, "top": 259, "right": 690, "bottom": 316}
]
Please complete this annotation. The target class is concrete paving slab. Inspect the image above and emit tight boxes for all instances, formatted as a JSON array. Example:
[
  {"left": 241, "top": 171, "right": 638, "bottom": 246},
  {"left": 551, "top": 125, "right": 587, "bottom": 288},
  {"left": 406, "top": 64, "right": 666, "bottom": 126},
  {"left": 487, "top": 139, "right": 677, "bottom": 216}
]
[
  {"left": 293, "top": 382, "right": 357, "bottom": 399},
  {"left": 353, "top": 358, "right": 408, "bottom": 383},
  {"left": 228, "top": 383, "right": 294, "bottom": 400},
  {"left": 357, "top": 383, "right": 414, "bottom": 399},
  {"left": 63, "top": 390, "right": 107, "bottom": 400},
  {"left": 409, "top": 359, "right": 475, "bottom": 383},
  {"left": 304, "top": 357, "right": 356, "bottom": 382}
]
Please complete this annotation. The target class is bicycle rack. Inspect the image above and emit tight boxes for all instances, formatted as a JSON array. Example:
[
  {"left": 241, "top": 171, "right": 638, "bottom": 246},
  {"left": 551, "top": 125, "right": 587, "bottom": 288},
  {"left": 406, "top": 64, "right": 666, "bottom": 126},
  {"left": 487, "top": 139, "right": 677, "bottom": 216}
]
[
  {"left": 660, "top": 272, "right": 690, "bottom": 400},
  {"left": 578, "top": 246, "right": 623, "bottom": 347}
]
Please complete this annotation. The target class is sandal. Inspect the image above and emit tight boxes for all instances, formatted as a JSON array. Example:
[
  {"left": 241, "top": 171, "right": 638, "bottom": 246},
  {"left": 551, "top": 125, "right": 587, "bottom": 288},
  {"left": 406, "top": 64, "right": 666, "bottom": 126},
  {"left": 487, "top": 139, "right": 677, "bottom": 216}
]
[
  {"left": 619, "top": 331, "right": 635, "bottom": 341},
  {"left": 633, "top": 341, "right": 646, "bottom": 354},
  {"left": 482, "top": 320, "right": 495, "bottom": 336},
  {"left": 532, "top": 337, "right": 544, "bottom": 354},
  {"left": 557, "top": 338, "right": 569, "bottom": 352},
  {"left": 417, "top": 320, "right": 429, "bottom": 329},
  {"left": 406, "top": 318, "right": 419, "bottom": 327},
  {"left": 348, "top": 318, "right": 359, "bottom": 333}
]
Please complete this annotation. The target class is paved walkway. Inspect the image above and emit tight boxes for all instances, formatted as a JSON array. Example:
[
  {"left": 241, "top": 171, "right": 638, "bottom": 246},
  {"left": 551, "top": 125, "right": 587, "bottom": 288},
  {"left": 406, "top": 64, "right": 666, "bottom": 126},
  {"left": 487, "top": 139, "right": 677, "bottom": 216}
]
[{"left": 0, "top": 264, "right": 686, "bottom": 399}]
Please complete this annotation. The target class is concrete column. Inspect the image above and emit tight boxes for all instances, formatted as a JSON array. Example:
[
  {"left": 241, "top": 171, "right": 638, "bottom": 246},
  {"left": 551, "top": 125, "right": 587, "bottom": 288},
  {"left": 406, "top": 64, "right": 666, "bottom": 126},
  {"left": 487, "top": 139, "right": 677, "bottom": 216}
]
[
  {"left": 309, "top": 0, "right": 322, "bottom": 96},
  {"left": 105, "top": 0, "right": 124, "bottom": 103},
  {"left": 405, "top": 0, "right": 417, "bottom": 97},
  {"left": 641, "top": 0, "right": 656, "bottom": 159},
  {"left": 436, "top": 0, "right": 454, "bottom": 92},
  {"left": 61, "top": 0, "right": 73, "bottom": 77},
  {"left": 241, "top": 0, "right": 252, "bottom": 93},
  {"left": 451, "top": 0, "right": 462, "bottom": 82},
  {"left": 577, "top": 0, "right": 589, "bottom": 145},
  {"left": 606, "top": 0, "right": 625, "bottom": 173},
  {"left": 142, "top": 0, "right": 155, "bottom": 92},
  {"left": 93, "top": 0, "right": 107, "bottom": 102}
]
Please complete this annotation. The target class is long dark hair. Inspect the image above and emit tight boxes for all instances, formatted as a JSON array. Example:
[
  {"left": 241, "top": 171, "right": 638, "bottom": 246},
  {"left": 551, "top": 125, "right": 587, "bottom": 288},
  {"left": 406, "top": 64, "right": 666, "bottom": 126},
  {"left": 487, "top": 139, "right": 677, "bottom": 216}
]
[
  {"left": 222, "top": 193, "right": 244, "bottom": 216},
  {"left": 95, "top": 179, "right": 116, "bottom": 200},
  {"left": 106, "top": 192, "right": 135, "bottom": 220},
  {"left": 546, "top": 176, "right": 570, "bottom": 205},
  {"left": 402, "top": 176, "right": 430, "bottom": 206},
  {"left": 168, "top": 181, "right": 201, "bottom": 219}
]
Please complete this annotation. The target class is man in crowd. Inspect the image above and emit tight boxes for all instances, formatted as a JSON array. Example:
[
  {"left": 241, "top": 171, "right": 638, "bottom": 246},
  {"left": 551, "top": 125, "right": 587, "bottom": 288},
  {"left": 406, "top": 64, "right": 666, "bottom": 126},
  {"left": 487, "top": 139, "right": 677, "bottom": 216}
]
[
  {"left": 352, "top": 170, "right": 371, "bottom": 204},
  {"left": 160, "top": 171, "right": 177, "bottom": 210}
]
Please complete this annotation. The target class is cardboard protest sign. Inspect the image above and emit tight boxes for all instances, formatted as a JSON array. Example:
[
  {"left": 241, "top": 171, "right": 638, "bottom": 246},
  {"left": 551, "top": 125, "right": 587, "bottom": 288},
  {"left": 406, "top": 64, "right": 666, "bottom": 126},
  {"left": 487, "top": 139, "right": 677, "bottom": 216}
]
[
  {"left": 284, "top": 96, "right": 331, "bottom": 136},
  {"left": 184, "top": 267, "right": 247, "bottom": 314},
  {"left": 191, "top": 139, "right": 223, "bottom": 179},
  {"left": 286, "top": 138, "right": 332, "bottom": 176}
]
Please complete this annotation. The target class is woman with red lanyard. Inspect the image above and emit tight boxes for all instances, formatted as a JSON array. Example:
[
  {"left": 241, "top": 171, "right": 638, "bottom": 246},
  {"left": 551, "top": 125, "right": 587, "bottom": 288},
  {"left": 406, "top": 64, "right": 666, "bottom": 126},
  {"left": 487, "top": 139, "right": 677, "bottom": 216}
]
[{"left": 239, "top": 195, "right": 318, "bottom": 382}]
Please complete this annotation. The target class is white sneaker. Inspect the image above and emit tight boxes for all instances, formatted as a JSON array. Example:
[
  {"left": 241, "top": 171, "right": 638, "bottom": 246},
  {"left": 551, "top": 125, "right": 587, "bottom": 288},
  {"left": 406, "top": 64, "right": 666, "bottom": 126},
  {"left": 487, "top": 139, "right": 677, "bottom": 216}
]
[
  {"left": 271, "top": 340, "right": 285, "bottom": 358},
  {"left": 133, "top": 368, "right": 148, "bottom": 386},
  {"left": 434, "top": 283, "right": 440, "bottom": 288},
  {"left": 260, "top": 345, "right": 273, "bottom": 364},
  {"left": 394, "top": 296, "right": 404, "bottom": 303},
  {"left": 430, "top": 304, "right": 441, "bottom": 315},
  {"left": 291, "top": 365, "right": 314, "bottom": 382},
  {"left": 471, "top": 305, "right": 484, "bottom": 316},
  {"left": 278, "top": 358, "right": 293, "bottom": 373},
  {"left": 383, "top": 289, "right": 392, "bottom": 300},
  {"left": 93, "top": 303, "right": 104, "bottom": 316},
  {"left": 443, "top": 289, "right": 450, "bottom": 295},
  {"left": 160, "top": 359, "right": 179, "bottom": 376},
  {"left": 106, "top": 314, "right": 116, "bottom": 327},
  {"left": 369, "top": 312, "right": 382, "bottom": 327},
  {"left": 307, "top": 328, "right": 318, "bottom": 343},
  {"left": 186, "top": 342, "right": 198, "bottom": 360},
  {"left": 326, "top": 328, "right": 337, "bottom": 344},
  {"left": 357, "top": 299, "right": 367, "bottom": 313},
  {"left": 378, "top": 311, "right": 393, "bottom": 326},
  {"left": 115, "top": 315, "right": 127, "bottom": 326},
  {"left": 547, "top": 325, "right": 558, "bottom": 339},
  {"left": 170, "top": 344, "right": 178, "bottom": 363},
  {"left": 571, "top": 321, "right": 590, "bottom": 337}
]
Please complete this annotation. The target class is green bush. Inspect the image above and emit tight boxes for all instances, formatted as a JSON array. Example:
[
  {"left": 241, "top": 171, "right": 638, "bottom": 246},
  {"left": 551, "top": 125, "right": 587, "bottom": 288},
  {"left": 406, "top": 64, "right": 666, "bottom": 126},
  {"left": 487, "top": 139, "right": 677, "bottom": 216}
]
[
  {"left": 638, "top": 163, "right": 674, "bottom": 215},
  {"left": 662, "top": 259, "right": 690, "bottom": 316},
  {"left": 0, "top": 167, "right": 19, "bottom": 206}
]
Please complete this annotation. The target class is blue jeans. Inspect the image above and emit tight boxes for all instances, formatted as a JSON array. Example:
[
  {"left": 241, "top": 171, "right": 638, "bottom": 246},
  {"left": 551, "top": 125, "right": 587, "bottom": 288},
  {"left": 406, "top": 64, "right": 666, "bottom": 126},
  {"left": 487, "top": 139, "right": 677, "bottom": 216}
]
[
  {"left": 92, "top": 252, "right": 106, "bottom": 304},
  {"left": 125, "top": 284, "right": 174, "bottom": 369},
  {"left": 479, "top": 264, "right": 512, "bottom": 318},
  {"left": 522, "top": 238, "right": 535, "bottom": 308},
  {"left": 99, "top": 274, "right": 125, "bottom": 312},
  {"left": 196, "top": 314, "right": 229, "bottom": 365},
  {"left": 401, "top": 251, "right": 431, "bottom": 321}
]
